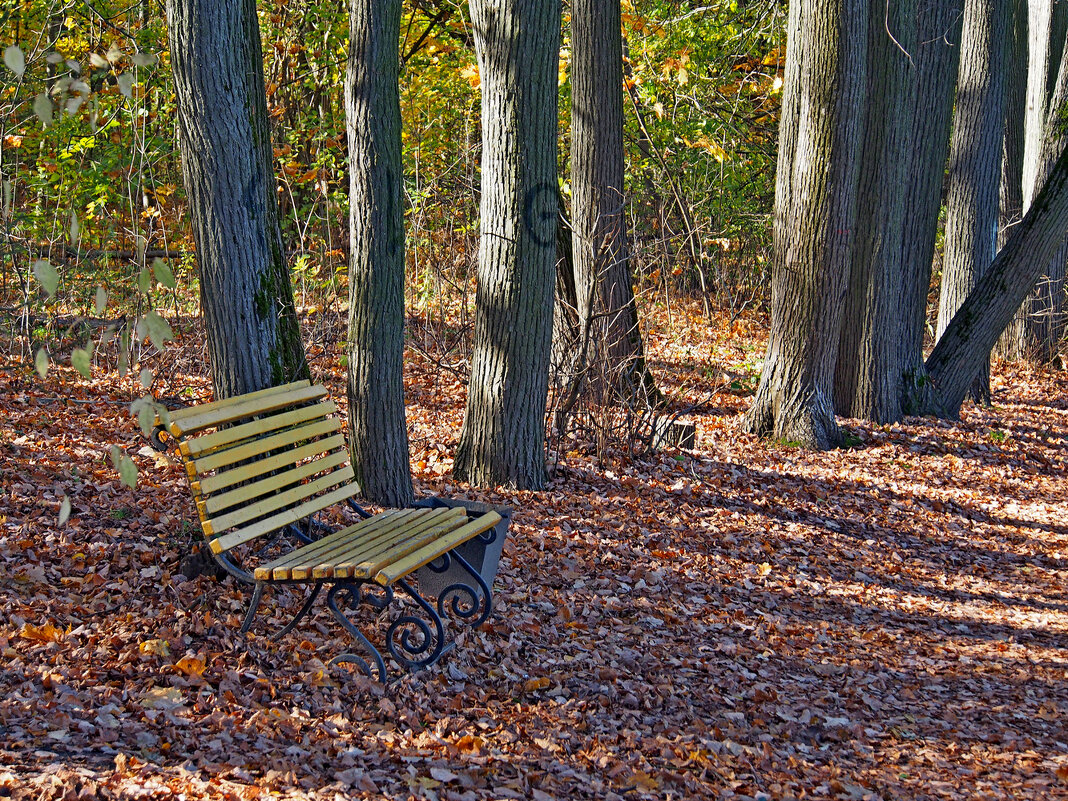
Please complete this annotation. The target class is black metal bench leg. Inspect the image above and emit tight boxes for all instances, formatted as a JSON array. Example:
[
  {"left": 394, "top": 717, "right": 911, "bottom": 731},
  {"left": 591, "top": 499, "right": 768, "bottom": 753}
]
[
  {"left": 241, "top": 582, "right": 266, "bottom": 634},
  {"left": 436, "top": 550, "right": 494, "bottom": 628},
  {"left": 389, "top": 579, "right": 447, "bottom": 670},
  {"left": 325, "top": 582, "right": 387, "bottom": 682},
  {"left": 270, "top": 582, "right": 323, "bottom": 641}
]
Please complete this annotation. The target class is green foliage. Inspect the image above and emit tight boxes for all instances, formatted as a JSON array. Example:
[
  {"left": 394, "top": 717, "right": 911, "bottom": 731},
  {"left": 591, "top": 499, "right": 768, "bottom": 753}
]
[
  {"left": 2, "top": 0, "right": 787, "bottom": 488},
  {"left": 615, "top": 0, "right": 783, "bottom": 301}
]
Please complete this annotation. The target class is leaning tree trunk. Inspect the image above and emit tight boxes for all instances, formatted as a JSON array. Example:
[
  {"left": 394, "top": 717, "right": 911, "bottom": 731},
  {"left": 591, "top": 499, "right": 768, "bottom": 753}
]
[
  {"left": 936, "top": 0, "right": 1010, "bottom": 404},
  {"left": 928, "top": 142, "right": 1068, "bottom": 415},
  {"left": 743, "top": 0, "right": 867, "bottom": 449},
  {"left": 834, "top": 0, "right": 916, "bottom": 423},
  {"left": 453, "top": 0, "right": 560, "bottom": 490},
  {"left": 344, "top": 0, "right": 413, "bottom": 508},
  {"left": 897, "top": 0, "right": 964, "bottom": 417},
  {"left": 567, "top": 0, "right": 656, "bottom": 408},
  {"left": 166, "top": 0, "right": 308, "bottom": 397}
]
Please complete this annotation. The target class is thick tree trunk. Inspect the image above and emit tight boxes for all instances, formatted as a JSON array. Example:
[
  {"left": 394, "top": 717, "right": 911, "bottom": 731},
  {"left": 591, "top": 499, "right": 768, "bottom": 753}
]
[
  {"left": 999, "top": 0, "right": 1068, "bottom": 360},
  {"left": 1005, "top": 3, "right": 1068, "bottom": 363},
  {"left": 1000, "top": 0, "right": 1029, "bottom": 256},
  {"left": 1023, "top": 0, "right": 1060, "bottom": 197},
  {"left": 166, "top": 0, "right": 308, "bottom": 397},
  {"left": 344, "top": 0, "right": 413, "bottom": 508},
  {"left": 454, "top": 0, "right": 560, "bottom": 489},
  {"left": 834, "top": 0, "right": 916, "bottom": 423},
  {"left": 928, "top": 142, "right": 1068, "bottom": 415},
  {"left": 936, "top": 0, "right": 1010, "bottom": 404},
  {"left": 1022, "top": 39, "right": 1068, "bottom": 362},
  {"left": 898, "top": 0, "right": 964, "bottom": 417},
  {"left": 567, "top": 0, "right": 656, "bottom": 407},
  {"left": 743, "top": 0, "right": 867, "bottom": 449}
]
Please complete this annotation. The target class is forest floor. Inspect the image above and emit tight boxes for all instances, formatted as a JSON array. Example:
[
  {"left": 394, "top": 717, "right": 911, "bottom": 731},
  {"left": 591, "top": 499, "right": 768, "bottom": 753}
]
[{"left": 1, "top": 299, "right": 1067, "bottom": 800}]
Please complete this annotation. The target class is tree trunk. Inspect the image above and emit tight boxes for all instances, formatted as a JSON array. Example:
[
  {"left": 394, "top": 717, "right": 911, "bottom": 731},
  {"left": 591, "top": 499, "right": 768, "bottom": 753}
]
[
  {"left": 166, "top": 0, "right": 308, "bottom": 398},
  {"left": 999, "top": 0, "right": 1068, "bottom": 360},
  {"left": 1023, "top": 0, "right": 1060, "bottom": 197},
  {"left": 453, "top": 0, "right": 560, "bottom": 489},
  {"left": 1005, "top": 1, "right": 1068, "bottom": 363},
  {"left": 834, "top": 0, "right": 916, "bottom": 423},
  {"left": 936, "top": 0, "right": 1010, "bottom": 404},
  {"left": 743, "top": 0, "right": 867, "bottom": 449},
  {"left": 898, "top": 0, "right": 964, "bottom": 416},
  {"left": 928, "top": 142, "right": 1068, "bottom": 415},
  {"left": 344, "top": 0, "right": 413, "bottom": 508},
  {"left": 1021, "top": 37, "right": 1068, "bottom": 362},
  {"left": 567, "top": 0, "right": 656, "bottom": 407}
]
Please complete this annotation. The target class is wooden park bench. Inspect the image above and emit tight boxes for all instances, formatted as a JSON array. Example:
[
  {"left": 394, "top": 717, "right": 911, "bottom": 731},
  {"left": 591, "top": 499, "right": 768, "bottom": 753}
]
[{"left": 152, "top": 380, "right": 502, "bottom": 681}]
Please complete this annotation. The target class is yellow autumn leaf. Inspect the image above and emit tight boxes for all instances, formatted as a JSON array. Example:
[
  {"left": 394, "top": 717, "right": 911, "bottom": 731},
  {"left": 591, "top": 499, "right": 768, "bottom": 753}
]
[
  {"left": 20, "top": 622, "right": 65, "bottom": 643},
  {"left": 461, "top": 64, "right": 479, "bottom": 89},
  {"left": 140, "top": 638, "right": 171, "bottom": 657},
  {"left": 174, "top": 655, "right": 206, "bottom": 676},
  {"left": 522, "top": 676, "right": 551, "bottom": 692}
]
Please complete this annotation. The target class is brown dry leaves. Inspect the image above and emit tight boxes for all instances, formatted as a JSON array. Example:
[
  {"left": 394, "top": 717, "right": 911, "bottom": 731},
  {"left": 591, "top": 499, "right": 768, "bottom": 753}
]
[{"left": 1, "top": 301, "right": 1066, "bottom": 800}]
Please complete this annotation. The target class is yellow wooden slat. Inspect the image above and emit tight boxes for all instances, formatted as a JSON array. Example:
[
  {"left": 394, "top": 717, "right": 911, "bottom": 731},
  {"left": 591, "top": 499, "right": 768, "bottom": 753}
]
[
  {"left": 190, "top": 417, "right": 340, "bottom": 474},
  {"left": 309, "top": 508, "right": 467, "bottom": 580},
  {"left": 265, "top": 509, "right": 437, "bottom": 578},
  {"left": 163, "top": 381, "right": 310, "bottom": 427},
  {"left": 183, "top": 401, "right": 338, "bottom": 458},
  {"left": 333, "top": 514, "right": 469, "bottom": 581},
  {"left": 199, "top": 433, "right": 347, "bottom": 494},
  {"left": 253, "top": 509, "right": 417, "bottom": 580},
  {"left": 210, "top": 482, "right": 361, "bottom": 554},
  {"left": 171, "top": 384, "right": 327, "bottom": 437},
  {"left": 204, "top": 465, "right": 355, "bottom": 535},
  {"left": 374, "top": 512, "right": 502, "bottom": 586},
  {"left": 203, "top": 448, "right": 350, "bottom": 515}
]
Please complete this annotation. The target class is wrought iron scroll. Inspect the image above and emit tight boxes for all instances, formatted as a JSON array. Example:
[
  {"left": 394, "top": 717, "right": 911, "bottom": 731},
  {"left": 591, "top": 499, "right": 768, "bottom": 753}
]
[
  {"left": 388, "top": 579, "right": 447, "bottom": 670},
  {"left": 431, "top": 551, "right": 494, "bottom": 628}
]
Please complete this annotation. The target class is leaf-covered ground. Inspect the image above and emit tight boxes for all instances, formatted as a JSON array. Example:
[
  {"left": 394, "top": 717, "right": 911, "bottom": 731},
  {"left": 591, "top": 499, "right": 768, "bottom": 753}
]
[{"left": 2, "top": 304, "right": 1066, "bottom": 800}]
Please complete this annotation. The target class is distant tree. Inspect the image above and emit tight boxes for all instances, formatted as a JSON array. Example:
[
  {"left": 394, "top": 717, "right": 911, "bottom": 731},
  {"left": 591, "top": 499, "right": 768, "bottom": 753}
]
[
  {"left": 344, "top": 0, "right": 413, "bottom": 507},
  {"left": 453, "top": 0, "right": 561, "bottom": 489},
  {"left": 743, "top": 0, "right": 867, "bottom": 448},
  {"left": 166, "top": 0, "right": 308, "bottom": 397},
  {"left": 928, "top": 140, "right": 1068, "bottom": 415},
  {"left": 1001, "top": 0, "right": 1068, "bottom": 363},
  {"left": 562, "top": 0, "right": 656, "bottom": 408},
  {"left": 936, "top": 0, "right": 1010, "bottom": 404}
]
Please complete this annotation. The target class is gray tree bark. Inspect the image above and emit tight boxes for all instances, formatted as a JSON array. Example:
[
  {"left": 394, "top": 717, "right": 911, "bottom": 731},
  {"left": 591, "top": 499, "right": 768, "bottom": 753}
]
[
  {"left": 1003, "top": 0, "right": 1068, "bottom": 363},
  {"left": 834, "top": 0, "right": 916, "bottom": 423},
  {"left": 565, "top": 0, "right": 656, "bottom": 408},
  {"left": 743, "top": 0, "right": 867, "bottom": 448},
  {"left": 166, "top": 0, "right": 308, "bottom": 398},
  {"left": 1000, "top": 0, "right": 1029, "bottom": 255},
  {"left": 1022, "top": 36, "right": 1068, "bottom": 362},
  {"left": 344, "top": 0, "right": 413, "bottom": 507},
  {"left": 928, "top": 141, "right": 1068, "bottom": 414},
  {"left": 936, "top": 0, "right": 1010, "bottom": 404},
  {"left": 454, "top": 0, "right": 560, "bottom": 489},
  {"left": 897, "top": 0, "right": 964, "bottom": 416}
]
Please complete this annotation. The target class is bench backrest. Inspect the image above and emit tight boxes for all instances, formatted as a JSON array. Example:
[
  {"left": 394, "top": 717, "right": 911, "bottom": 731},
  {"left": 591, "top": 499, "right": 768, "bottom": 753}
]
[{"left": 163, "top": 381, "right": 360, "bottom": 556}]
